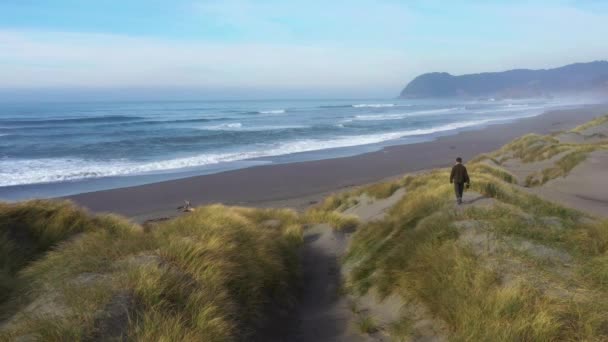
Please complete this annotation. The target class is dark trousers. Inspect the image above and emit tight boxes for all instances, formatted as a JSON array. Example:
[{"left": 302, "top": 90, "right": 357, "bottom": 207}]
[{"left": 454, "top": 182, "right": 464, "bottom": 201}]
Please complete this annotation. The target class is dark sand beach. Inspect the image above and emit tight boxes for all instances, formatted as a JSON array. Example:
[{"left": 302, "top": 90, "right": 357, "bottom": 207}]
[{"left": 66, "top": 105, "right": 608, "bottom": 221}]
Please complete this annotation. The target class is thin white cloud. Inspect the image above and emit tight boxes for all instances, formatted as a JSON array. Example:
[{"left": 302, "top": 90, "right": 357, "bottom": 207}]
[
  {"left": 1, "top": 1, "right": 607, "bottom": 96},
  {"left": 190, "top": 0, "right": 414, "bottom": 44},
  {"left": 0, "top": 29, "right": 413, "bottom": 90}
]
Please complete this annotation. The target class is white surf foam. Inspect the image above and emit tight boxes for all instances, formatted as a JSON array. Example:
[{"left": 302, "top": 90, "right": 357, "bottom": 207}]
[
  {"left": 0, "top": 116, "right": 518, "bottom": 187},
  {"left": 259, "top": 109, "right": 286, "bottom": 114},
  {"left": 352, "top": 107, "right": 465, "bottom": 121},
  {"left": 354, "top": 113, "right": 409, "bottom": 121},
  {"left": 202, "top": 123, "right": 307, "bottom": 131},
  {"left": 415, "top": 107, "right": 465, "bottom": 114},
  {"left": 352, "top": 103, "right": 396, "bottom": 108},
  {"left": 206, "top": 122, "right": 243, "bottom": 130},
  {"left": 471, "top": 104, "right": 548, "bottom": 114}
]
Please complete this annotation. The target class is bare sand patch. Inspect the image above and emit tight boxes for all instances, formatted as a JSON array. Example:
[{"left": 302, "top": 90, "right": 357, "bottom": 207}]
[
  {"left": 529, "top": 150, "right": 608, "bottom": 218},
  {"left": 500, "top": 150, "right": 572, "bottom": 184},
  {"left": 343, "top": 188, "right": 406, "bottom": 223}
]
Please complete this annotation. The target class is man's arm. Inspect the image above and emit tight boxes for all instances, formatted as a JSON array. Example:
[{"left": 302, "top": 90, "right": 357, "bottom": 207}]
[
  {"left": 450, "top": 166, "right": 455, "bottom": 183},
  {"left": 464, "top": 167, "right": 470, "bottom": 184}
]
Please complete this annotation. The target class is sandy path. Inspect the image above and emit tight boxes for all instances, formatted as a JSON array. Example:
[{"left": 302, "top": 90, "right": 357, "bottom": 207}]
[
  {"left": 256, "top": 223, "right": 377, "bottom": 341},
  {"left": 276, "top": 223, "right": 376, "bottom": 341},
  {"left": 266, "top": 190, "right": 409, "bottom": 341}
]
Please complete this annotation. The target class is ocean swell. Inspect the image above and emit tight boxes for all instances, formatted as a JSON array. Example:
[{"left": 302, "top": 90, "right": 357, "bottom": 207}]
[
  {"left": 0, "top": 117, "right": 510, "bottom": 187},
  {"left": 0, "top": 115, "right": 144, "bottom": 126}
]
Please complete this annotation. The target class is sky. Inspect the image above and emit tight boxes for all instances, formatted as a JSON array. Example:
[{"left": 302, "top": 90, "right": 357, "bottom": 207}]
[{"left": 1, "top": 0, "right": 607, "bottom": 100}]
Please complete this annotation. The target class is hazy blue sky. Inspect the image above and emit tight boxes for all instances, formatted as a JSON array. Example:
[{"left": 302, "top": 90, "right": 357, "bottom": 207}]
[{"left": 1, "top": 0, "right": 607, "bottom": 100}]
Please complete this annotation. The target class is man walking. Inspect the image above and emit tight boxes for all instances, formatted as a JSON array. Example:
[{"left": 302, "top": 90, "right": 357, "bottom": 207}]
[{"left": 450, "top": 157, "right": 470, "bottom": 205}]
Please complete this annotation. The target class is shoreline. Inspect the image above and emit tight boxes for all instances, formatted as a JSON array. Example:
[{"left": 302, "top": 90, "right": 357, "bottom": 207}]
[{"left": 54, "top": 104, "right": 607, "bottom": 220}]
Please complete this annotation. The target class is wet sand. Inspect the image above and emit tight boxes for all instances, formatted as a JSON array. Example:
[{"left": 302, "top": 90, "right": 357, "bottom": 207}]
[{"left": 65, "top": 105, "right": 608, "bottom": 221}]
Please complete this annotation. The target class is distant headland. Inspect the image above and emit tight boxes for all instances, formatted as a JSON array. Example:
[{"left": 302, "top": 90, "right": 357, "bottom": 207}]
[{"left": 400, "top": 60, "right": 608, "bottom": 99}]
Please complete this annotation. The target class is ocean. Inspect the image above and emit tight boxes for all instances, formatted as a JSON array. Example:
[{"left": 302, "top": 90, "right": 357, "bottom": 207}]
[{"left": 0, "top": 98, "right": 578, "bottom": 200}]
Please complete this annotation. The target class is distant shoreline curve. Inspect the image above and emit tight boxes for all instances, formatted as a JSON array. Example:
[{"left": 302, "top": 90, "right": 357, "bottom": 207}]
[{"left": 63, "top": 104, "right": 608, "bottom": 221}]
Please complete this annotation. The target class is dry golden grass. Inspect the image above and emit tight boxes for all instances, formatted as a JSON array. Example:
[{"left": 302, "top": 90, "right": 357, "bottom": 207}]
[
  {"left": 572, "top": 114, "right": 608, "bottom": 133},
  {"left": 0, "top": 202, "right": 303, "bottom": 341},
  {"left": 0, "top": 200, "right": 136, "bottom": 306},
  {"left": 2, "top": 115, "right": 608, "bottom": 341},
  {"left": 357, "top": 180, "right": 402, "bottom": 199},
  {"left": 343, "top": 167, "right": 608, "bottom": 341},
  {"left": 469, "top": 162, "right": 517, "bottom": 184},
  {"left": 301, "top": 178, "right": 407, "bottom": 231},
  {"left": 483, "top": 115, "right": 608, "bottom": 187},
  {"left": 494, "top": 133, "right": 566, "bottom": 163}
]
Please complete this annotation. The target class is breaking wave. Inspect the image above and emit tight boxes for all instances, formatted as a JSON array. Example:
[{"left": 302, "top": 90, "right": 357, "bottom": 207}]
[
  {"left": 0, "top": 117, "right": 512, "bottom": 186},
  {"left": 259, "top": 109, "right": 286, "bottom": 114}
]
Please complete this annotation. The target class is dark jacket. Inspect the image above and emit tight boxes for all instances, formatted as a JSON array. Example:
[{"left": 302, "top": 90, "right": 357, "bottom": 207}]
[{"left": 450, "top": 163, "right": 470, "bottom": 184}]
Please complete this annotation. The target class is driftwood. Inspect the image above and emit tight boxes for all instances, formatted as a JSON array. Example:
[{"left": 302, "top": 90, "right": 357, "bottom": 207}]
[{"left": 177, "top": 200, "right": 195, "bottom": 213}]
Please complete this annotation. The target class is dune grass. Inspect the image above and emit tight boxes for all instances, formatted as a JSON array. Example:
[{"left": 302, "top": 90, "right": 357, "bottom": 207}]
[
  {"left": 303, "top": 175, "right": 413, "bottom": 231},
  {"left": 126, "top": 206, "right": 302, "bottom": 341},
  {"left": 343, "top": 168, "right": 608, "bottom": 341},
  {"left": 0, "top": 200, "right": 132, "bottom": 307},
  {"left": 469, "top": 162, "right": 517, "bottom": 184},
  {"left": 572, "top": 114, "right": 608, "bottom": 133},
  {"left": 483, "top": 116, "right": 608, "bottom": 187},
  {"left": 522, "top": 145, "right": 598, "bottom": 186},
  {"left": 302, "top": 178, "right": 406, "bottom": 230},
  {"left": 302, "top": 192, "right": 360, "bottom": 230},
  {"left": 469, "top": 153, "right": 502, "bottom": 165},
  {"left": 357, "top": 180, "right": 402, "bottom": 199},
  {"left": 494, "top": 134, "right": 567, "bottom": 163},
  {"left": 302, "top": 171, "right": 418, "bottom": 231},
  {"left": 338, "top": 159, "right": 608, "bottom": 340},
  {"left": 303, "top": 209, "right": 360, "bottom": 231},
  {"left": 541, "top": 149, "right": 589, "bottom": 182},
  {"left": 2, "top": 115, "right": 608, "bottom": 341},
  {"left": 0, "top": 203, "right": 303, "bottom": 341}
]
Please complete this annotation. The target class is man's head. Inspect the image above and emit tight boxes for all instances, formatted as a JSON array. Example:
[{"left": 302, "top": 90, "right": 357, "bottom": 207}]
[{"left": 456, "top": 157, "right": 462, "bottom": 163}]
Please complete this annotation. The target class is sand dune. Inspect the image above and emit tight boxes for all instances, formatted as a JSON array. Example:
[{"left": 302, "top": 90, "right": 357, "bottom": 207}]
[
  {"left": 2, "top": 111, "right": 608, "bottom": 341},
  {"left": 531, "top": 150, "right": 608, "bottom": 218}
]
